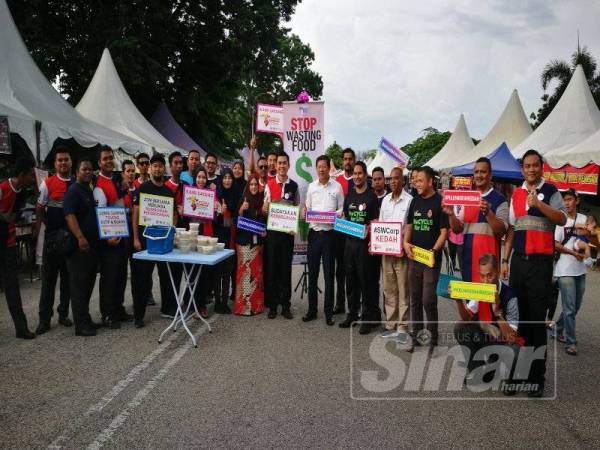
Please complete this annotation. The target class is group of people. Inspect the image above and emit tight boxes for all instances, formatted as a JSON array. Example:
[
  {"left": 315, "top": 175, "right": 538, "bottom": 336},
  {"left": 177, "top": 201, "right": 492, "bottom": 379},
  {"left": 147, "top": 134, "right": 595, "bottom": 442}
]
[{"left": 1, "top": 142, "right": 597, "bottom": 398}]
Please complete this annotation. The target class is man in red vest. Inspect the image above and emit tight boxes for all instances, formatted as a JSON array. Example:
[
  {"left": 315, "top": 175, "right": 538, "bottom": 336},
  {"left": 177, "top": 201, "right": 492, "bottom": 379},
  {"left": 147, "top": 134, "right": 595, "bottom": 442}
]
[
  {"left": 0, "top": 158, "right": 36, "bottom": 339},
  {"left": 333, "top": 147, "right": 355, "bottom": 315},
  {"left": 502, "top": 149, "right": 566, "bottom": 397},
  {"left": 35, "top": 146, "right": 75, "bottom": 334}
]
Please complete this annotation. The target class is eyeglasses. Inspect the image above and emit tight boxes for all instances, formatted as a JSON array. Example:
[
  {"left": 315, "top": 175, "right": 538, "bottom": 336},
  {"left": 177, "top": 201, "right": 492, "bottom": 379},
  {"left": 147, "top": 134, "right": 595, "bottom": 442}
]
[
  {"left": 205, "top": 160, "right": 217, "bottom": 165},
  {"left": 138, "top": 161, "right": 149, "bottom": 166},
  {"left": 258, "top": 165, "right": 268, "bottom": 170}
]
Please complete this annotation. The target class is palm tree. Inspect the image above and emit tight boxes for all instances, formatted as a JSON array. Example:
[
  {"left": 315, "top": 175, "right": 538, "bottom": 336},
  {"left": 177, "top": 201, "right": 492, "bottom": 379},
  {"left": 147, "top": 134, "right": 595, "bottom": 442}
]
[{"left": 531, "top": 45, "right": 600, "bottom": 127}]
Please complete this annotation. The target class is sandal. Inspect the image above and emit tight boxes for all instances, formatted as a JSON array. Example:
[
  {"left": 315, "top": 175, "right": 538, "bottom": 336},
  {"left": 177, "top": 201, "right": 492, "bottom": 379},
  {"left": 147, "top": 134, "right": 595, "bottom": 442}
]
[
  {"left": 565, "top": 346, "right": 577, "bottom": 356},
  {"left": 556, "top": 335, "right": 567, "bottom": 344}
]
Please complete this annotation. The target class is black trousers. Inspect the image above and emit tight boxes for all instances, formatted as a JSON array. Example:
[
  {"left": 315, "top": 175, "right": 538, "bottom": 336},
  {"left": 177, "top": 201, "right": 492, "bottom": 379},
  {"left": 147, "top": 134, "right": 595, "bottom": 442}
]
[
  {"left": 265, "top": 231, "right": 294, "bottom": 310},
  {"left": 510, "top": 253, "right": 553, "bottom": 385},
  {"left": 98, "top": 244, "right": 128, "bottom": 319},
  {"left": 131, "top": 259, "right": 178, "bottom": 321},
  {"left": 38, "top": 239, "right": 70, "bottom": 324},
  {"left": 66, "top": 247, "right": 98, "bottom": 330},
  {"left": 307, "top": 229, "right": 335, "bottom": 318},
  {"left": 183, "top": 265, "right": 211, "bottom": 308},
  {"left": 408, "top": 259, "right": 441, "bottom": 342},
  {"left": 371, "top": 254, "right": 382, "bottom": 309},
  {"left": 215, "top": 257, "right": 235, "bottom": 305},
  {"left": 0, "top": 246, "right": 30, "bottom": 333},
  {"left": 344, "top": 238, "right": 381, "bottom": 321},
  {"left": 334, "top": 232, "right": 346, "bottom": 308}
]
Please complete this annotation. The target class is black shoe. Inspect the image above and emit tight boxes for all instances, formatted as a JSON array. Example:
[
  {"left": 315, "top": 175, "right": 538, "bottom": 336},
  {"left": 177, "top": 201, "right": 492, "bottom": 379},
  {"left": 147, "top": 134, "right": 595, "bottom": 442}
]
[
  {"left": 115, "top": 310, "right": 134, "bottom": 322},
  {"left": 89, "top": 320, "right": 103, "bottom": 329},
  {"left": 502, "top": 380, "right": 518, "bottom": 396},
  {"left": 281, "top": 308, "right": 293, "bottom": 320},
  {"left": 302, "top": 313, "right": 317, "bottom": 322},
  {"left": 527, "top": 383, "right": 544, "bottom": 398},
  {"left": 222, "top": 304, "right": 232, "bottom": 314},
  {"left": 35, "top": 322, "right": 51, "bottom": 335},
  {"left": 339, "top": 316, "right": 357, "bottom": 328},
  {"left": 134, "top": 319, "right": 145, "bottom": 328},
  {"left": 102, "top": 317, "right": 121, "bottom": 329},
  {"left": 326, "top": 317, "right": 335, "bottom": 326},
  {"left": 16, "top": 329, "right": 36, "bottom": 339},
  {"left": 358, "top": 323, "right": 373, "bottom": 335},
  {"left": 58, "top": 316, "right": 73, "bottom": 327},
  {"left": 75, "top": 326, "right": 97, "bottom": 337},
  {"left": 268, "top": 308, "right": 277, "bottom": 319},
  {"left": 146, "top": 295, "right": 156, "bottom": 306},
  {"left": 332, "top": 305, "right": 345, "bottom": 315}
]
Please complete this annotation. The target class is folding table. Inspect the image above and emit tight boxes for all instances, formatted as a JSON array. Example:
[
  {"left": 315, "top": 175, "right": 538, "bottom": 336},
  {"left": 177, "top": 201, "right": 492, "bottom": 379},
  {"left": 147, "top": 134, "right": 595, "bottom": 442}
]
[{"left": 133, "top": 249, "right": 235, "bottom": 347}]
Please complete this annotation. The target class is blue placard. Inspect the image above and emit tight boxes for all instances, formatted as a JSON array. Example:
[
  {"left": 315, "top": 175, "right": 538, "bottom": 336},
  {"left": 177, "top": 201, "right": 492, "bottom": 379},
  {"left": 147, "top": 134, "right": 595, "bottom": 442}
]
[
  {"left": 334, "top": 217, "right": 367, "bottom": 239},
  {"left": 237, "top": 216, "right": 266, "bottom": 235},
  {"left": 96, "top": 207, "right": 130, "bottom": 239}
]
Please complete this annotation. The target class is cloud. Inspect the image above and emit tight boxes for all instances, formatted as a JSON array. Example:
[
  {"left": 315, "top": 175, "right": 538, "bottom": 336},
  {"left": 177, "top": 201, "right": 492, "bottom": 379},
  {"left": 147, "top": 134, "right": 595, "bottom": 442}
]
[{"left": 289, "top": 0, "right": 600, "bottom": 150}]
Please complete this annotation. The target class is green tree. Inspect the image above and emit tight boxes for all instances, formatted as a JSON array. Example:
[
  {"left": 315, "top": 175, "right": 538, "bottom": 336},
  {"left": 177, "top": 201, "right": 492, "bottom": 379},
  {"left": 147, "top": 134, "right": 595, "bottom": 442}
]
[
  {"left": 402, "top": 128, "right": 451, "bottom": 169},
  {"left": 7, "top": 0, "right": 322, "bottom": 160},
  {"left": 325, "top": 141, "right": 343, "bottom": 170},
  {"left": 531, "top": 45, "right": 600, "bottom": 127}
]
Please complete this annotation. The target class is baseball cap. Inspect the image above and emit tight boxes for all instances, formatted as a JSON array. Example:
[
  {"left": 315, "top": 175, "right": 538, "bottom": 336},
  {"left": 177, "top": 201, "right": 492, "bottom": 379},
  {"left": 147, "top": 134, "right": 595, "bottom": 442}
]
[{"left": 561, "top": 188, "right": 578, "bottom": 198}]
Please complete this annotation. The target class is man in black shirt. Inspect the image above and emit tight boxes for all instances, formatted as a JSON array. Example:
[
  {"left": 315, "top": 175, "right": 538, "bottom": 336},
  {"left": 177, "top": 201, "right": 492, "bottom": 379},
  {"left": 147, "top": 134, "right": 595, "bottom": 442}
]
[
  {"left": 339, "top": 161, "right": 381, "bottom": 334},
  {"left": 403, "top": 166, "right": 448, "bottom": 351},
  {"left": 131, "top": 154, "right": 177, "bottom": 328},
  {"left": 371, "top": 166, "right": 388, "bottom": 311},
  {"left": 64, "top": 159, "right": 101, "bottom": 336}
]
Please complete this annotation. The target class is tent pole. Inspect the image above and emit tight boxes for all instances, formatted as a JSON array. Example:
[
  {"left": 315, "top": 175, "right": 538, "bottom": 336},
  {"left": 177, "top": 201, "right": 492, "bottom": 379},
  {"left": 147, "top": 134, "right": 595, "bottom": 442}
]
[{"left": 35, "top": 121, "right": 41, "bottom": 165}]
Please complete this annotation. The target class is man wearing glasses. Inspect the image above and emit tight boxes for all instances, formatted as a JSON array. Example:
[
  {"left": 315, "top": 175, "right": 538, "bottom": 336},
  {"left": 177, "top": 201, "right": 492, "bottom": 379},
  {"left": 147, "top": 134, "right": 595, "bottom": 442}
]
[
  {"left": 255, "top": 156, "right": 269, "bottom": 192},
  {"left": 204, "top": 152, "right": 221, "bottom": 191},
  {"left": 133, "top": 153, "right": 150, "bottom": 189}
]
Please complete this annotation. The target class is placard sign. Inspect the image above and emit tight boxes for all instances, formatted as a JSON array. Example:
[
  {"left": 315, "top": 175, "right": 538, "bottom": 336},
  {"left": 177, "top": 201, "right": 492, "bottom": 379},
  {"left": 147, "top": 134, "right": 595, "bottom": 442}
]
[
  {"left": 34, "top": 168, "right": 49, "bottom": 188},
  {"left": 267, "top": 203, "right": 299, "bottom": 233},
  {"left": 139, "top": 193, "right": 174, "bottom": 227},
  {"left": 378, "top": 137, "right": 409, "bottom": 166},
  {"left": 237, "top": 216, "right": 267, "bottom": 235},
  {"left": 369, "top": 221, "right": 403, "bottom": 256},
  {"left": 96, "top": 207, "right": 129, "bottom": 239},
  {"left": 334, "top": 217, "right": 367, "bottom": 239},
  {"left": 256, "top": 103, "right": 284, "bottom": 135},
  {"left": 305, "top": 210, "right": 336, "bottom": 224},
  {"left": 412, "top": 245, "right": 434, "bottom": 267},
  {"left": 449, "top": 280, "right": 497, "bottom": 303},
  {"left": 442, "top": 190, "right": 481, "bottom": 207},
  {"left": 0, "top": 116, "right": 11, "bottom": 154},
  {"left": 183, "top": 186, "right": 215, "bottom": 220}
]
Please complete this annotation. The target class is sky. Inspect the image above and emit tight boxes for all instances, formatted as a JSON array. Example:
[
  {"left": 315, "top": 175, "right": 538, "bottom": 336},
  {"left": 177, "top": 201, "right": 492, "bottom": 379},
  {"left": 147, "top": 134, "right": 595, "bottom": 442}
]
[{"left": 289, "top": 0, "right": 600, "bottom": 151}]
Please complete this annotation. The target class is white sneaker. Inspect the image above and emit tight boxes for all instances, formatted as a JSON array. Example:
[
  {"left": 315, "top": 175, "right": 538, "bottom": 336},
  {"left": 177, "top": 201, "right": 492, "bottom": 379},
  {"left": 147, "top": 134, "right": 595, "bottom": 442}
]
[
  {"left": 380, "top": 329, "right": 400, "bottom": 338},
  {"left": 161, "top": 313, "right": 175, "bottom": 319}
]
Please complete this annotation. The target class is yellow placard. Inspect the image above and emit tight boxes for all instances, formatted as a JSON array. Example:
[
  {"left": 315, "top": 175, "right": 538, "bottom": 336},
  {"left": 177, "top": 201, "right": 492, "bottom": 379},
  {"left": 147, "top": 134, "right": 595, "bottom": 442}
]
[
  {"left": 412, "top": 246, "right": 434, "bottom": 267},
  {"left": 139, "top": 193, "right": 174, "bottom": 227},
  {"left": 449, "top": 281, "right": 496, "bottom": 303}
]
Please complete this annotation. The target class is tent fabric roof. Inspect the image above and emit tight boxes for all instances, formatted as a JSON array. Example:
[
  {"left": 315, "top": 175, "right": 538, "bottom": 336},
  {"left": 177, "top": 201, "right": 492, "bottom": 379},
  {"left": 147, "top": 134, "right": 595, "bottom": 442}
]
[
  {"left": 366, "top": 150, "right": 402, "bottom": 176},
  {"left": 0, "top": 0, "right": 149, "bottom": 161},
  {"left": 150, "top": 101, "right": 206, "bottom": 156},
  {"left": 512, "top": 65, "right": 600, "bottom": 159},
  {"left": 457, "top": 90, "right": 532, "bottom": 166},
  {"left": 452, "top": 142, "right": 523, "bottom": 182},
  {"left": 425, "top": 114, "right": 475, "bottom": 171},
  {"left": 546, "top": 126, "right": 600, "bottom": 168},
  {"left": 76, "top": 48, "right": 184, "bottom": 156}
]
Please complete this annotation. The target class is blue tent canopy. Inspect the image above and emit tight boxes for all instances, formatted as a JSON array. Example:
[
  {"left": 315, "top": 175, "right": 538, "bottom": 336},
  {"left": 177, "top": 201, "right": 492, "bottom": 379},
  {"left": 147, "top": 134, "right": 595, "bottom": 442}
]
[{"left": 452, "top": 142, "right": 523, "bottom": 182}]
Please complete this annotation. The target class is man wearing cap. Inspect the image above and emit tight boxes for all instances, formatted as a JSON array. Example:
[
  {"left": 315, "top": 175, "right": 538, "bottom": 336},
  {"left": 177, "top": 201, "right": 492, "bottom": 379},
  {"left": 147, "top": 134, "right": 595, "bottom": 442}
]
[{"left": 502, "top": 149, "right": 566, "bottom": 397}]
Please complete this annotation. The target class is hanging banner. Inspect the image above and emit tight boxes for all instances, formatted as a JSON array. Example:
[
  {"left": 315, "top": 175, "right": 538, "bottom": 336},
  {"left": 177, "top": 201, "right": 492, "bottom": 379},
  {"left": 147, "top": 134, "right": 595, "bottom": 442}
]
[
  {"left": 334, "top": 217, "right": 367, "bottom": 239},
  {"left": 543, "top": 163, "right": 599, "bottom": 195},
  {"left": 378, "top": 137, "right": 409, "bottom": 166},
  {"left": 96, "top": 207, "right": 129, "bottom": 239},
  {"left": 256, "top": 103, "right": 284, "bottom": 136},
  {"left": 305, "top": 210, "right": 337, "bottom": 225},
  {"left": 449, "top": 280, "right": 496, "bottom": 303},
  {"left": 451, "top": 176, "right": 472, "bottom": 189},
  {"left": 0, "top": 116, "right": 11, "bottom": 155},
  {"left": 442, "top": 190, "right": 481, "bottom": 207},
  {"left": 267, "top": 203, "right": 300, "bottom": 234},
  {"left": 369, "top": 221, "right": 403, "bottom": 256},
  {"left": 237, "top": 216, "right": 267, "bottom": 235},
  {"left": 283, "top": 100, "right": 326, "bottom": 263},
  {"left": 182, "top": 186, "right": 215, "bottom": 220},
  {"left": 139, "top": 193, "right": 174, "bottom": 227}
]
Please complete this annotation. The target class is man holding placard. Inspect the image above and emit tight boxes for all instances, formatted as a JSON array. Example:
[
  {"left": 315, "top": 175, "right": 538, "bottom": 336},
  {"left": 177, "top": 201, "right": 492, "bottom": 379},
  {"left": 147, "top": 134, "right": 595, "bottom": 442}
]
[
  {"left": 263, "top": 151, "right": 300, "bottom": 319},
  {"left": 378, "top": 167, "right": 412, "bottom": 338},
  {"left": 339, "top": 161, "right": 380, "bottom": 334},
  {"left": 302, "top": 155, "right": 344, "bottom": 326},
  {"left": 403, "top": 166, "right": 448, "bottom": 351},
  {"left": 131, "top": 154, "right": 177, "bottom": 328},
  {"left": 442, "top": 157, "right": 508, "bottom": 323}
]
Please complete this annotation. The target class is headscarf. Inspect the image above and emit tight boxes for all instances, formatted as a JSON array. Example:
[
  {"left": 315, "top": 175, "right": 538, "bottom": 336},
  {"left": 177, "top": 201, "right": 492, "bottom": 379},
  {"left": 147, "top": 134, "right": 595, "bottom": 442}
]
[
  {"left": 217, "top": 168, "right": 241, "bottom": 214},
  {"left": 242, "top": 174, "right": 264, "bottom": 212},
  {"left": 232, "top": 160, "right": 247, "bottom": 194}
]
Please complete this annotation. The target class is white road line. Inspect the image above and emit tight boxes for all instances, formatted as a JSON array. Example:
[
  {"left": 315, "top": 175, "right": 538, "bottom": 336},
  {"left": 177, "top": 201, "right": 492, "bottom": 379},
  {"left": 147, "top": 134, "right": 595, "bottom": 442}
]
[
  {"left": 86, "top": 319, "right": 214, "bottom": 450},
  {"left": 47, "top": 316, "right": 216, "bottom": 450}
]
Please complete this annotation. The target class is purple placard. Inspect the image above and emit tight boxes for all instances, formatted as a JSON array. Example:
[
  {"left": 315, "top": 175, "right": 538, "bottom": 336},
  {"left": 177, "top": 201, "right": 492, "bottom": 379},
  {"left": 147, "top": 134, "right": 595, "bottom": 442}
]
[
  {"left": 305, "top": 210, "right": 337, "bottom": 224},
  {"left": 379, "top": 137, "right": 409, "bottom": 165}
]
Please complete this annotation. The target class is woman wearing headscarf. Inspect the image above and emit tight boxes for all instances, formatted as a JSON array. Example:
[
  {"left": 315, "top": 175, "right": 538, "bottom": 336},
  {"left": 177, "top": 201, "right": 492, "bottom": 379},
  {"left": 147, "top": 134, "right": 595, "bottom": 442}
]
[
  {"left": 232, "top": 160, "right": 247, "bottom": 194},
  {"left": 234, "top": 175, "right": 266, "bottom": 315},
  {"left": 214, "top": 169, "right": 241, "bottom": 313}
]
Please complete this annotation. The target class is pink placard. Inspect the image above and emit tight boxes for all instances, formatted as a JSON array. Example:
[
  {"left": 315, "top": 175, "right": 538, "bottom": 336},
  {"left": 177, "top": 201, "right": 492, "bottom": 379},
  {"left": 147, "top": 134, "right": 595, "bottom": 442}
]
[
  {"left": 442, "top": 190, "right": 481, "bottom": 207},
  {"left": 182, "top": 185, "right": 215, "bottom": 220}
]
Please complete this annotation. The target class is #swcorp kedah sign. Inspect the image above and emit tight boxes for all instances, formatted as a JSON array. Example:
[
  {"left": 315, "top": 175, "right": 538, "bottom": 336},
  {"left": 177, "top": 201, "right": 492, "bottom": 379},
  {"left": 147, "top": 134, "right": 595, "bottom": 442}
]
[{"left": 369, "top": 221, "right": 403, "bottom": 256}]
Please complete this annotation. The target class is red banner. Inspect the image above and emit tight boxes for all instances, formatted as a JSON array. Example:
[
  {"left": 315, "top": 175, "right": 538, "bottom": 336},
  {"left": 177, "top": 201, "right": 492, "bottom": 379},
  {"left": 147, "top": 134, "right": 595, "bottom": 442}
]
[
  {"left": 543, "top": 163, "right": 599, "bottom": 195},
  {"left": 442, "top": 190, "right": 481, "bottom": 207},
  {"left": 451, "top": 176, "right": 472, "bottom": 189}
]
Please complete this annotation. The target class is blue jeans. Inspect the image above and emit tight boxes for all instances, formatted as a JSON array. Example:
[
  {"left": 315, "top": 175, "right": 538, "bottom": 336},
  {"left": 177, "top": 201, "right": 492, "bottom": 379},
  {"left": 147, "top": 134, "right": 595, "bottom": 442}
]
[{"left": 555, "top": 275, "right": 586, "bottom": 346}]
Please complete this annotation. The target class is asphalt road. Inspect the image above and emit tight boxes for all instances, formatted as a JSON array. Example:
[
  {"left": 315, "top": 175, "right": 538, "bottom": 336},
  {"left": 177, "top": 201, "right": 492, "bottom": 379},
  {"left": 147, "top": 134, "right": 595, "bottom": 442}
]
[{"left": 1, "top": 264, "right": 599, "bottom": 449}]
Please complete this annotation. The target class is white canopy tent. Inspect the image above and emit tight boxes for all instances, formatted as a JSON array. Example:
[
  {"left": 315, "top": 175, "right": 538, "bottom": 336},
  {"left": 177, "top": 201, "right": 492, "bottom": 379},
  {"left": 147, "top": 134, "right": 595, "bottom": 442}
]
[
  {"left": 366, "top": 150, "right": 408, "bottom": 176},
  {"left": 76, "top": 48, "right": 185, "bottom": 156},
  {"left": 0, "top": 0, "right": 149, "bottom": 161},
  {"left": 546, "top": 126, "right": 600, "bottom": 168},
  {"left": 512, "top": 65, "right": 600, "bottom": 159},
  {"left": 456, "top": 89, "right": 532, "bottom": 165},
  {"left": 425, "top": 114, "right": 475, "bottom": 171}
]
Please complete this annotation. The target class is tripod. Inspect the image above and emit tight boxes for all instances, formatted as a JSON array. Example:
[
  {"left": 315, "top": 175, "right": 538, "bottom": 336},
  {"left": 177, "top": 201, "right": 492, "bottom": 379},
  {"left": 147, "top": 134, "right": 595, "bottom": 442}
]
[{"left": 294, "top": 262, "right": 321, "bottom": 300}]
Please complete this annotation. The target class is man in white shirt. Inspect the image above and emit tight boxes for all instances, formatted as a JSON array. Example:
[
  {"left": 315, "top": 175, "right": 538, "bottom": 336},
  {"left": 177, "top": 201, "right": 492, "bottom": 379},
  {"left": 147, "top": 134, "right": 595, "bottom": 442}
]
[
  {"left": 378, "top": 167, "right": 412, "bottom": 337},
  {"left": 552, "top": 189, "right": 588, "bottom": 356},
  {"left": 302, "top": 155, "right": 344, "bottom": 325}
]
